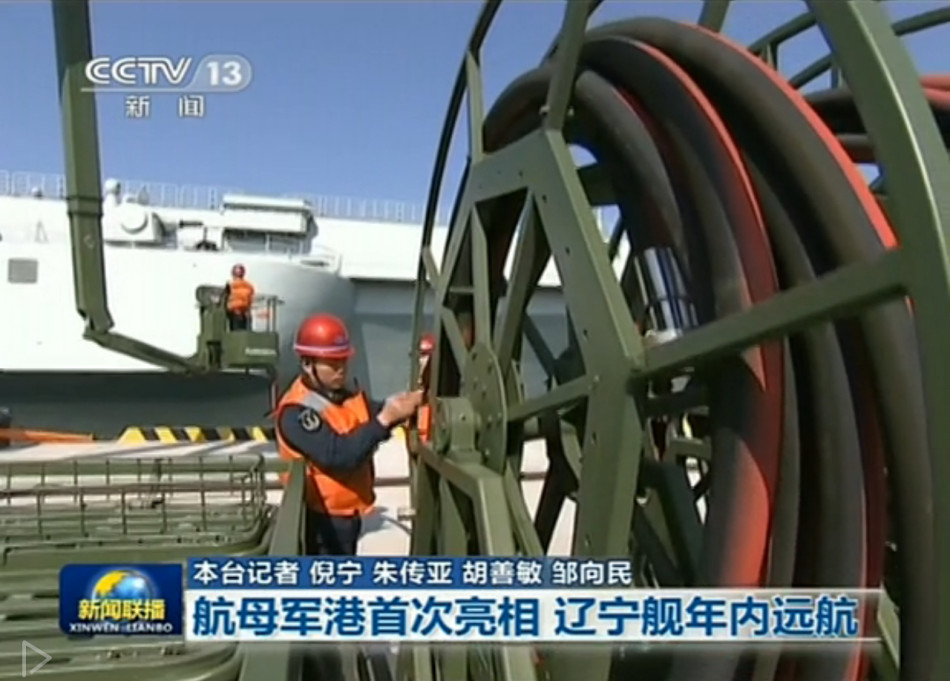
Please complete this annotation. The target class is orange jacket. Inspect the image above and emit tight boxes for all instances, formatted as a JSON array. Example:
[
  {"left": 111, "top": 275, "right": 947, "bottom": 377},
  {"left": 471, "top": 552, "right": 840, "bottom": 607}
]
[
  {"left": 275, "top": 377, "right": 375, "bottom": 515},
  {"left": 226, "top": 277, "right": 255, "bottom": 313}
]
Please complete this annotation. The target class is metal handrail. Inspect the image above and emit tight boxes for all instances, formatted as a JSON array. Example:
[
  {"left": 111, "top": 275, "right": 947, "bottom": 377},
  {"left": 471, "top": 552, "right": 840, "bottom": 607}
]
[{"left": 0, "top": 169, "right": 452, "bottom": 227}]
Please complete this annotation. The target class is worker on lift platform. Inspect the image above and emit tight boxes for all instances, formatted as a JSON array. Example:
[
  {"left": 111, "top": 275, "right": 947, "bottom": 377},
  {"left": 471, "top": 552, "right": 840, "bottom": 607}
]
[
  {"left": 275, "top": 313, "right": 424, "bottom": 555},
  {"left": 224, "top": 264, "right": 255, "bottom": 331}
]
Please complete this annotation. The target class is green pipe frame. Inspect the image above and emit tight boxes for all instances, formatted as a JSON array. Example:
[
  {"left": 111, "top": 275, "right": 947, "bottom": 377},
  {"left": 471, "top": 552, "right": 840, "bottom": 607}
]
[{"left": 0, "top": 459, "right": 306, "bottom": 681}]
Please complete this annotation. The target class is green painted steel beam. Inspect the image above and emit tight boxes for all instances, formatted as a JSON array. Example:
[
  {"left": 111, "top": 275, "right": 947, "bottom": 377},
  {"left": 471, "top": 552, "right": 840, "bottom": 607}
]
[
  {"left": 790, "top": 6, "right": 950, "bottom": 88},
  {"left": 409, "top": 0, "right": 503, "bottom": 395},
  {"left": 635, "top": 249, "right": 905, "bottom": 380},
  {"left": 415, "top": 444, "right": 479, "bottom": 499},
  {"left": 438, "top": 305, "right": 470, "bottom": 368},
  {"left": 876, "top": 590, "right": 900, "bottom": 681},
  {"left": 465, "top": 51, "right": 485, "bottom": 162},
  {"left": 51, "top": 0, "right": 111, "bottom": 335},
  {"left": 406, "top": 450, "right": 541, "bottom": 681},
  {"left": 492, "top": 197, "right": 549, "bottom": 370},
  {"left": 469, "top": 134, "right": 534, "bottom": 203},
  {"left": 540, "top": 0, "right": 604, "bottom": 62},
  {"left": 541, "top": 0, "right": 592, "bottom": 132},
  {"left": 747, "top": 10, "right": 817, "bottom": 58},
  {"left": 807, "top": 3, "right": 950, "bottom": 679},
  {"left": 436, "top": 473, "right": 469, "bottom": 679},
  {"left": 470, "top": 212, "right": 494, "bottom": 346},
  {"left": 506, "top": 376, "right": 592, "bottom": 423},
  {"left": 53, "top": 0, "right": 199, "bottom": 372},
  {"left": 502, "top": 466, "right": 545, "bottom": 556},
  {"left": 697, "top": 0, "right": 731, "bottom": 31}
]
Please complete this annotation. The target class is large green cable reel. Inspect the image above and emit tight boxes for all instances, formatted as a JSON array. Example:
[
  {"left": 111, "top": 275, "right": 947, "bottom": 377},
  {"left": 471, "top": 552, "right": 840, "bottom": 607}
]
[{"left": 403, "top": 2, "right": 950, "bottom": 681}]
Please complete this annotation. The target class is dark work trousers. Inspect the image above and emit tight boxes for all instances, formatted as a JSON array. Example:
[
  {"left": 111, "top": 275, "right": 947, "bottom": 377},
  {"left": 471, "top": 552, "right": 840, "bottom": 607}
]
[
  {"left": 227, "top": 311, "right": 249, "bottom": 331},
  {"left": 304, "top": 509, "right": 362, "bottom": 555}
]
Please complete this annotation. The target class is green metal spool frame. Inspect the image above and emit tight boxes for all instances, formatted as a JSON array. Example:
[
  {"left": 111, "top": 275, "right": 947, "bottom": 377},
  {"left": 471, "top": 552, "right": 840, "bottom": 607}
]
[{"left": 404, "top": 2, "right": 950, "bottom": 681}]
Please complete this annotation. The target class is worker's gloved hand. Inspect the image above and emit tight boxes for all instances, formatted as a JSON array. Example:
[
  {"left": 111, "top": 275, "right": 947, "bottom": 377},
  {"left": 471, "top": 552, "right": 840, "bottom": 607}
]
[{"left": 377, "top": 390, "right": 424, "bottom": 428}]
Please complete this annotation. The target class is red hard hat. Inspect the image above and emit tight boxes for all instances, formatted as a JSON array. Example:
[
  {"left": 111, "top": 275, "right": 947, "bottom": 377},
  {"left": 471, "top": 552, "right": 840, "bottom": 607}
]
[
  {"left": 231, "top": 264, "right": 246, "bottom": 278},
  {"left": 419, "top": 332, "right": 436, "bottom": 356},
  {"left": 294, "top": 313, "right": 354, "bottom": 360}
]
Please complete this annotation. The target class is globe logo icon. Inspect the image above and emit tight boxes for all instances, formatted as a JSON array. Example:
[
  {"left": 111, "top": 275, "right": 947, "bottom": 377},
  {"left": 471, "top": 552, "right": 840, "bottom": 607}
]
[{"left": 90, "top": 570, "right": 155, "bottom": 604}]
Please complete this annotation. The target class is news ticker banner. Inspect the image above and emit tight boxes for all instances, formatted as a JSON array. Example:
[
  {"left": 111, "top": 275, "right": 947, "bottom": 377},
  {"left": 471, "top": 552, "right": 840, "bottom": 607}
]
[
  {"left": 59, "top": 558, "right": 878, "bottom": 644},
  {"left": 187, "top": 555, "right": 636, "bottom": 589},
  {"left": 186, "top": 557, "right": 875, "bottom": 643}
]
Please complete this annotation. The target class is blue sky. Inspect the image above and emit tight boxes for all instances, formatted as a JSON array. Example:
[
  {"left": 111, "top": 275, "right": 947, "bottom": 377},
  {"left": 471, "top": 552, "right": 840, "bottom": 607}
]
[{"left": 0, "top": 1, "right": 944, "bottom": 223}]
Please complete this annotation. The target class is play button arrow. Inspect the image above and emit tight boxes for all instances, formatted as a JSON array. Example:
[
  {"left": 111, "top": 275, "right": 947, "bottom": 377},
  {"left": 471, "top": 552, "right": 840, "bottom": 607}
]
[{"left": 21, "top": 641, "right": 51, "bottom": 677}]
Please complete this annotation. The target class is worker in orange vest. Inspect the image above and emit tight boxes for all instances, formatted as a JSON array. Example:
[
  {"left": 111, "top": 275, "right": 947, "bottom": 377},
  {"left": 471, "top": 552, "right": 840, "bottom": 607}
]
[
  {"left": 274, "top": 313, "right": 423, "bottom": 555},
  {"left": 224, "top": 264, "right": 255, "bottom": 331}
]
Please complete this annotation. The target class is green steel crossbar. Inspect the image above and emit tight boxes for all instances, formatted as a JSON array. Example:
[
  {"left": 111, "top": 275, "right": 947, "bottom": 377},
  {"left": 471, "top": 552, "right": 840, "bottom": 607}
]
[{"left": 787, "top": 7, "right": 950, "bottom": 88}]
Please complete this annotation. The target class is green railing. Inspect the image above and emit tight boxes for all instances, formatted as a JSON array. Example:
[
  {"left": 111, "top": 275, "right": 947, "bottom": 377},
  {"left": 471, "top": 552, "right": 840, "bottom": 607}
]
[
  {"left": 0, "top": 456, "right": 303, "bottom": 681},
  {"left": 0, "top": 455, "right": 395, "bottom": 681}
]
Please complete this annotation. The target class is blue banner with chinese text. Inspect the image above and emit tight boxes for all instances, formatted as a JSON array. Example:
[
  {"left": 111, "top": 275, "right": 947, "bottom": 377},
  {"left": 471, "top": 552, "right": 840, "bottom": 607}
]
[{"left": 187, "top": 556, "right": 634, "bottom": 590}]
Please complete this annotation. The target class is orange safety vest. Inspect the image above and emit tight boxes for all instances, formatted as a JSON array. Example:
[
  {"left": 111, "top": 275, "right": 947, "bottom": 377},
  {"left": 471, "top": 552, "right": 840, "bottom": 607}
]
[
  {"left": 275, "top": 377, "right": 376, "bottom": 515},
  {"left": 226, "top": 278, "right": 255, "bottom": 313}
]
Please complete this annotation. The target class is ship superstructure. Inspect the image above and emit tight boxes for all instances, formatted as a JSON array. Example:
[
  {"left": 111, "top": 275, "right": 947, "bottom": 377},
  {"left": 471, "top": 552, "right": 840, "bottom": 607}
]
[
  {"left": 0, "top": 176, "right": 357, "bottom": 433},
  {"left": 0, "top": 170, "right": 577, "bottom": 435}
]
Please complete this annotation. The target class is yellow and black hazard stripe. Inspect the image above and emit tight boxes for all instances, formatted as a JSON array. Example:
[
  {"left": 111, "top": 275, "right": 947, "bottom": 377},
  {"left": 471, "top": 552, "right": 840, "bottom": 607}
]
[{"left": 118, "top": 426, "right": 276, "bottom": 444}]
